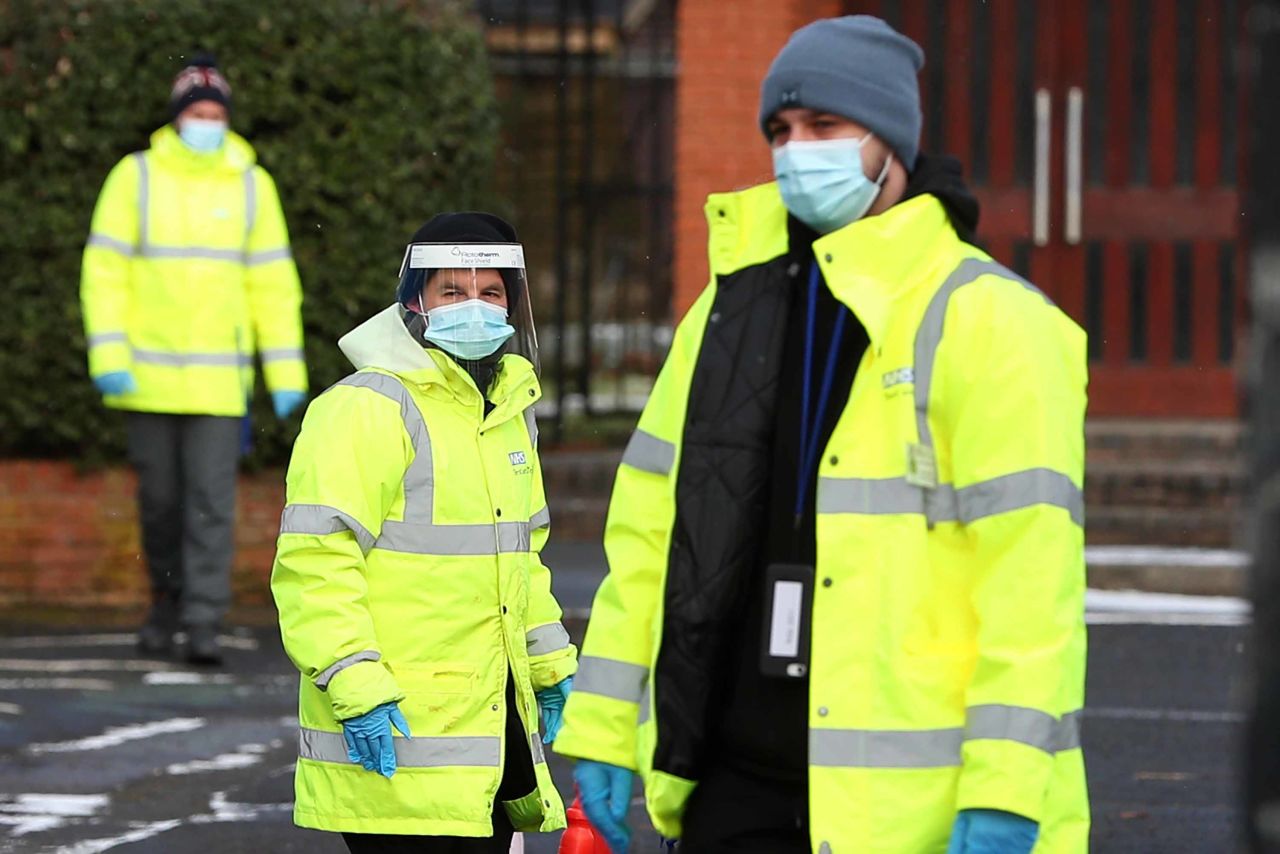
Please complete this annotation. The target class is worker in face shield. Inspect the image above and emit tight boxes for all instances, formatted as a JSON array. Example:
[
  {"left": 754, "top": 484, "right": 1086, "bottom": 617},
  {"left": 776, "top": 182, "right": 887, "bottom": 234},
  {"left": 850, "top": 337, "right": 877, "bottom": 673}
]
[{"left": 271, "top": 212, "right": 576, "bottom": 853}]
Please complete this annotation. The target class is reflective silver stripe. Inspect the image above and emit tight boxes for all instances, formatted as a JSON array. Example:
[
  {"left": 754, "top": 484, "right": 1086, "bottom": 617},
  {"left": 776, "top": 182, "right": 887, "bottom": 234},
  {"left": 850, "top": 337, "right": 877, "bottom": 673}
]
[
  {"left": 525, "top": 623, "right": 571, "bottom": 656},
  {"left": 132, "top": 349, "right": 248, "bottom": 368},
  {"left": 243, "top": 168, "right": 257, "bottom": 237},
  {"left": 531, "top": 733, "right": 546, "bottom": 765},
  {"left": 621, "top": 429, "right": 675, "bottom": 476},
  {"left": 637, "top": 677, "right": 651, "bottom": 725},
  {"left": 87, "top": 233, "right": 135, "bottom": 256},
  {"left": 1055, "top": 709, "right": 1083, "bottom": 752},
  {"left": 141, "top": 245, "right": 245, "bottom": 262},
  {"left": 817, "top": 469, "right": 1082, "bottom": 527},
  {"left": 279, "top": 503, "right": 377, "bottom": 554},
  {"left": 314, "top": 650, "right": 381, "bottom": 691},
  {"left": 812, "top": 710, "right": 1082, "bottom": 769},
  {"left": 524, "top": 407, "right": 538, "bottom": 448},
  {"left": 811, "top": 727, "right": 963, "bottom": 769},
  {"left": 816, "top": 476, "right": 927, "bottom": 515},
  {"left": 298, "top": 728, "right": 500, "bottom": 767},
  {"left": 337, "top": 372, "right": 536, "bottom": 557},
  {"left": 247, "top": 247, "right": 292, "bottom": 266},
  {"left": 574, "top": 655, "right": 647, "bottom": 704},
  {"left": 261, "top": 347, "right": 305, "bottom": 363},
  {"left": 530, "top": 506, "right": 551, "bottom": 531},
  {"left": 956, "top": 468, "right": 1084, "bottom": 527},
  {"left": 88, "top": 332, "right": 128, "bottom": 347},
  {"left": 132, "top": 152, "right": 148, "bottom": 249},
  {"left": 377, "top": 520, "right": 530, "bottom": 556},
  {"left": 966, "top": 704, "right": 1059, "bottom": 754},
  {"left": 913, "top": 258, "right": 1047, "bottom": 453}
]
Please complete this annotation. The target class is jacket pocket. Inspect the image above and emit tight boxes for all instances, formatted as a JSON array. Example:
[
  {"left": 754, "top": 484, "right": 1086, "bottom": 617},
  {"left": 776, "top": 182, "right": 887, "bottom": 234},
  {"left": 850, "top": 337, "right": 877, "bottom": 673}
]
[{"left": 393, "top": 663, "right": 480, "bottom": 735}]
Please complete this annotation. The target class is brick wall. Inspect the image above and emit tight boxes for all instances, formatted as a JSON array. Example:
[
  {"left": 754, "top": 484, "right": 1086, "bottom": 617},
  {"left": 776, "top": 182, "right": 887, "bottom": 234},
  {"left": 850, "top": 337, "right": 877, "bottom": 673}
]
[
  {"left": 0, "top": 419, "right": 1245, "bottom": 607},
  {"left": 0, "top": 452, "right": 617, "bottom": 609},
  {"left": 0, "top": 461, "right": 286, "bottom": 609},
  {"left": 672, "top": 0, "right": 841, "bottom": 317}
]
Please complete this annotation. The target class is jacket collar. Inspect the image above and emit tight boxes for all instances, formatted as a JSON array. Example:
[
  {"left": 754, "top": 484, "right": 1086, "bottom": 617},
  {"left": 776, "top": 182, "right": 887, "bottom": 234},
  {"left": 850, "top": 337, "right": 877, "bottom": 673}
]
[
  {"left": 812, "top": 193, "right": 956, "bottom": 348},
  {"left": 149, "top": 124, "right": 257, "bottom": 174},
  {"left": 338, "top": 304, "right": 540, "bottom": 421},
  {"left": 706, "top": 183, "right": 958, "bottom": 348}
]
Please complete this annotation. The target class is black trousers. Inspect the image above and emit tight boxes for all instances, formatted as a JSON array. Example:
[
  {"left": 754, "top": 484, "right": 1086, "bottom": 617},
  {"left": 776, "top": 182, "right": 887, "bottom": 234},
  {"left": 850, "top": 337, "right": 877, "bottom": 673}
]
[
  {"left": 342, "top": 806, "right": 513, "bottom": 854},
  {"left": 343, "top": 672, "right": 535, "bottom": 854},
  {"left": 679, "top": 762, "right": 810, "bottom": 853},
  {"left": 125, "top": 412, "right": 241, "bottom": 628}
]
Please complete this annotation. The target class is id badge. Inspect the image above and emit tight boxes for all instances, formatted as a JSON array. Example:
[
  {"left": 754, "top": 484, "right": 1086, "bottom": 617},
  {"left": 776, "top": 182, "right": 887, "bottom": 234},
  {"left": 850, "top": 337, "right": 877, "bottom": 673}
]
[{"left": 759, "top": 563, "right": 814, "bottom": 679}]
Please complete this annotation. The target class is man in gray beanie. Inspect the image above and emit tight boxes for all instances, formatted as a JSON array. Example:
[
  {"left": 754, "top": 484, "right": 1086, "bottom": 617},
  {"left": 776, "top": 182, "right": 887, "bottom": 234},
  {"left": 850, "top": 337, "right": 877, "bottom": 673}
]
[{"left": 557, "top": 15, "right": 1088, "bottom": 854}]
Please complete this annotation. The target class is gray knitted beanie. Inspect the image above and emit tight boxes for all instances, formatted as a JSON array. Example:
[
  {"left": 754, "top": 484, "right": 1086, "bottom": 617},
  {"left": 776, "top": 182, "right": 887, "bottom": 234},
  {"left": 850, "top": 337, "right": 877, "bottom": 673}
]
[{"left": 759, "top": 15, "right": 925, "bottom": 169}]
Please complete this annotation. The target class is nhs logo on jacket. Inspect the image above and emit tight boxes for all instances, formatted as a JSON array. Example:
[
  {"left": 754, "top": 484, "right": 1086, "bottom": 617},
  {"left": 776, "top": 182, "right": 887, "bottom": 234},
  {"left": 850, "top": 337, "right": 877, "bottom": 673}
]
[{"left": 508, "top": 451, "right": 528, "bottom": 466}]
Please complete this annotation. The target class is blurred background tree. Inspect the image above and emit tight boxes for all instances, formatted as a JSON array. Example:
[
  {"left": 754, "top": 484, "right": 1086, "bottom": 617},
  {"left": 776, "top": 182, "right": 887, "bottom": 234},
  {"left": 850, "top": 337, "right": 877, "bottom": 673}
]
[{"left": 0, "top": 0, "right": 498, "bottom": 466}]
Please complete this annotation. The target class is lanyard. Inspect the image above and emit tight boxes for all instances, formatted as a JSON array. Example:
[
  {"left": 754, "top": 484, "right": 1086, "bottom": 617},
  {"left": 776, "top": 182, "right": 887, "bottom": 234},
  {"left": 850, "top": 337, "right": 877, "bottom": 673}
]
[{"left": 795, "top": 262, "right": 848, "bottom": 521}]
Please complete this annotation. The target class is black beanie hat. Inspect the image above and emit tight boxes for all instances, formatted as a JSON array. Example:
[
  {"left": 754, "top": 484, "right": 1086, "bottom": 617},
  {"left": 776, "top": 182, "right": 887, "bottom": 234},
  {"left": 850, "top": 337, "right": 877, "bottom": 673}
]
[
  {"left": 408, "top": 211, "right": 517, "bottom": 245},
  {"left": 399, "top": 212, "right": 523, "bottom": 309},
  {"left": 169, "top": 52, "right": 232, "bottom": 121}
]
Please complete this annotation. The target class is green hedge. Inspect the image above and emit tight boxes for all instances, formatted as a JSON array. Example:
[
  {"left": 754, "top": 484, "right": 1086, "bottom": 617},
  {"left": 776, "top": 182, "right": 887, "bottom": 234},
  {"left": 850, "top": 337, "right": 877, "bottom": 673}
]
[{"left": 0, "top": 0, "right": 498, "bottom": 466}]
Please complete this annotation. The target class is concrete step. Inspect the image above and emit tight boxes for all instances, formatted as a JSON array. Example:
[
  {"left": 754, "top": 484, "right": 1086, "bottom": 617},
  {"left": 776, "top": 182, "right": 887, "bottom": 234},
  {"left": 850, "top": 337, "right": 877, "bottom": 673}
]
[
  {"left": 1086, "top": 505, "right": 1238, "bottom": 548},
  {"left": 1085, "top": 545, "right": 1247, "bottom": 598},
  {"left": 1085, "top": 418, "right": 1243, "bottom": 463},
  {"left": 1085, "top": 458, "right": 1244, "bottom": 510}
]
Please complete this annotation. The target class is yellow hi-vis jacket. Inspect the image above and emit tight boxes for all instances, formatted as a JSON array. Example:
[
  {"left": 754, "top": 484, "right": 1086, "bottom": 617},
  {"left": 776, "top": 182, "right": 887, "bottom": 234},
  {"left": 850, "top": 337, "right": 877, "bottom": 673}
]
[
  {"left": 556, "top": 187, "right": 1089, "bottom": 852},
  {"left": 271, "top": 304, "right": 576, "bottom": 836},
  {"left": 80, "top": 125, "right": 306, "bottom": 416}
]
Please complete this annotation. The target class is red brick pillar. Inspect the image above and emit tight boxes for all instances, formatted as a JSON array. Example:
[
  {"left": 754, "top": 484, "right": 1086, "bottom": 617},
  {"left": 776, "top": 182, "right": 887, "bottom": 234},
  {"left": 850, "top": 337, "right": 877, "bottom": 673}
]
[{"left": 672, "top": 0, "right": 843, "bottom": 318}]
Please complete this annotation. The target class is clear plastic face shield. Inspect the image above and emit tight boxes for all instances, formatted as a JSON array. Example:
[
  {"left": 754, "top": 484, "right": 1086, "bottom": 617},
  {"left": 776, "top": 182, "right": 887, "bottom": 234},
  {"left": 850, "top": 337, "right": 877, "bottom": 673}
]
[{"left": 397, "top": 242, "right": 539, "bottom": 388}]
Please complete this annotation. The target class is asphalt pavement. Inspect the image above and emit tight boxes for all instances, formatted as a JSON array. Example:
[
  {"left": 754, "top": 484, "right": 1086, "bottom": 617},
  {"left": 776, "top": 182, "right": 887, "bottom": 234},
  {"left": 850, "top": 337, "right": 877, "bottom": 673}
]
[{"left": 0, "top": 547, "right": 1252, "bottom": 853}]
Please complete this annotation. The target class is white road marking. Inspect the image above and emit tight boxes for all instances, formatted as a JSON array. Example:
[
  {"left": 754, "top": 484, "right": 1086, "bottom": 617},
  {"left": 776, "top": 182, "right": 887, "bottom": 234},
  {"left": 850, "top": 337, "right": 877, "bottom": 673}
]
[
  {"left": 192, "top": 791, "right": 292, "bottom": 822},
  {"left": 0, "top": 678, "right": 114, "bottom": 691},
  {"left": 0, "top": 658, "right": 175, "bottom": 673},
  {"left": 1086, "top": 611, "right": 1249, "bottom": 626},
  {"left": 55, "top": 819, "right": 183, "bottom": 853},
  {"left": 0, "top": 632, "right": 259, "bottom": 651},
  {"left": 0, "top": 701, "right": 22, "bottom": 714},
  {"left": 0, "top": 793, "right": 108, "bottom": 836},
  {"left": 167, "top": 742, "right": 272, "bottom": 776},
  {"left": 0, "top": 634, "right": 137, "bottom": 650},
  {"left": 171, "top": 632, "right": 260, "bottom": 651},
  {"left": 1084, "top": 706, "right": 1245, "bottom": 724},
  {"left": 143, "top": 671, "right": 235, "bottom": 686},
  {"left": 28, "top": 717, "right": 206, "bottom": 754},
  {"left": 1085, "top": 589, "right": 1251, "bottom": 625},
  {"left": 1085, "top": 545, "right": 1248, "bottom": 567}
]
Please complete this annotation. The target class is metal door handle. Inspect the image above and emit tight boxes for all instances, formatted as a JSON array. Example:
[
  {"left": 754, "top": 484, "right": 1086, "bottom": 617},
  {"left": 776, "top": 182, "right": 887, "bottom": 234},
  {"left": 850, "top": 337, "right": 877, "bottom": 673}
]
[
  {"left": 1064, "top": 86, "right": 1083, "bottom": 245},
  {"left": 1034, "top": 88, "right": 1051, "bottom": 247}
]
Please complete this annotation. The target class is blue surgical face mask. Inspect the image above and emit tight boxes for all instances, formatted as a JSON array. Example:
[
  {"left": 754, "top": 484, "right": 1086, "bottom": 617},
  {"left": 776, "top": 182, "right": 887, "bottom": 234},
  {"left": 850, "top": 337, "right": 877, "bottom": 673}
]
[
  {"left": 422, "top": 299, "right": 515, "bottom": 361},
  {"left": 179, "top": 118, "right": 227, "bottom": 153},
  {"left": 772, "top": 135, "right": 892, "bottom": 234}
]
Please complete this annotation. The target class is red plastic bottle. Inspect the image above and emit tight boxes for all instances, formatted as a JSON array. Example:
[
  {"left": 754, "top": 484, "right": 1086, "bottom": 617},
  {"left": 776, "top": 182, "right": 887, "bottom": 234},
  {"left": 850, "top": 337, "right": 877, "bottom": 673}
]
[{"left": 559, "top": 793, "right": 612, "bottom": 854}]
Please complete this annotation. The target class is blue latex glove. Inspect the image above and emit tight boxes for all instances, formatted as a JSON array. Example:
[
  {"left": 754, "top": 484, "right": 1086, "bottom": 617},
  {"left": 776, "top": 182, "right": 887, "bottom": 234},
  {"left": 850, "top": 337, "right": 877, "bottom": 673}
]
[
  {"left": 946, "top": 809, "right": 1039, "bottom": 854},
  {"left": 94, "top": 371, "right": 137, "bottom": 396},
  {"left": 341, "top": 701, "right": 412, "bottom": 778},
  {"left": 272, "top": 390, "right": 307, "bottom": 419},
  {"left": 574, "top": 759, "right": 633, "bottom": 854},
  {"left": 535, "top": 676, "right": 573, "bottom": 744}
]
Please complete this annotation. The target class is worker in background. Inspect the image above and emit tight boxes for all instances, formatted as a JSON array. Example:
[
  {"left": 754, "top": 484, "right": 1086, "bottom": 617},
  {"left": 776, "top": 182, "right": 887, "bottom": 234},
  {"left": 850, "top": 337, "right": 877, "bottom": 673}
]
[{"left": 81, "top": 52, "right": 307, "bottom": 666}]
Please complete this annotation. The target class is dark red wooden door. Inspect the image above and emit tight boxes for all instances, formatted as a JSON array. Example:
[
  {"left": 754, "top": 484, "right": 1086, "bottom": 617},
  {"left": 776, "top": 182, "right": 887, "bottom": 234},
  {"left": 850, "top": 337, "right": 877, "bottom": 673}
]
[{"left": 842, "top": 0, "right": 1247, "bottom": 417}]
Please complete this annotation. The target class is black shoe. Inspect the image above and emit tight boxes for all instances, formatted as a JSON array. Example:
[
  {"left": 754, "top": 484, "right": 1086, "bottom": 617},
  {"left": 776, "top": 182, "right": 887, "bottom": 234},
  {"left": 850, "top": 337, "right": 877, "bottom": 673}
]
[
  {"left": 185, "top": 625, "right": 224, "bottom": 667},
  {"left": 136, "top": 621, "right": 174, "bottom": 657}
]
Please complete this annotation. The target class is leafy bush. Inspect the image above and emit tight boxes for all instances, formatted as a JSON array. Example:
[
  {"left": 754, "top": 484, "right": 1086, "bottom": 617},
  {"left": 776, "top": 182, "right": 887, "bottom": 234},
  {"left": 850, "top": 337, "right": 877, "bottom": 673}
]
[{"left": 0, "top": 0, "right": 498, "bottom": 466}]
